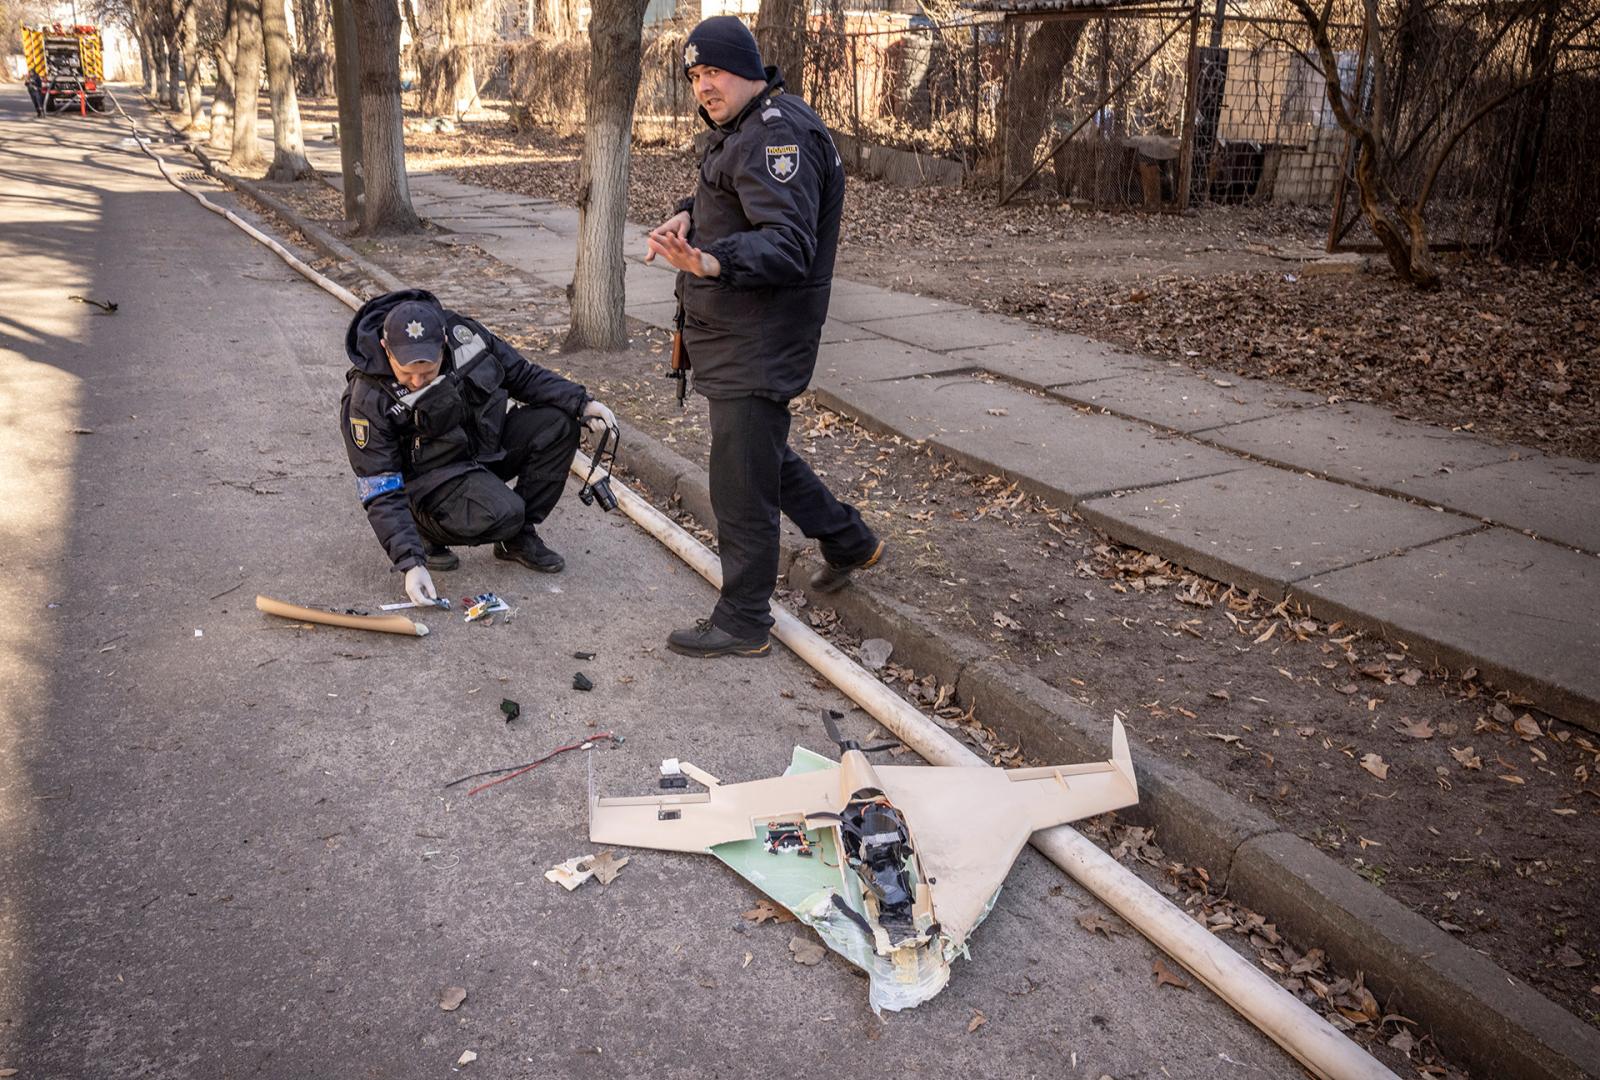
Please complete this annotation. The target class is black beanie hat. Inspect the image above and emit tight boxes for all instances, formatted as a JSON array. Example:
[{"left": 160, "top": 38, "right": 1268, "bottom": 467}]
[{"left": 683, "top": 15, "right": 766, "bottom": 82}]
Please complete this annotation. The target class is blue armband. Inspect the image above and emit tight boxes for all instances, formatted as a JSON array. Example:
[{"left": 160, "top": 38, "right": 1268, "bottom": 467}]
[{"left": 356, "top": 472, "right": 404, "bottom": 505}]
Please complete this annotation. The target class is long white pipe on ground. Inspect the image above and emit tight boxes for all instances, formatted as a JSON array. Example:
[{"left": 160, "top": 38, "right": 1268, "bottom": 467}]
[
  {"left": 110, "top": 93, "right": 1392, "bottom": 1080},
  {"left": 579, "top": 452, "right": 1397, "bottom": 1080}
]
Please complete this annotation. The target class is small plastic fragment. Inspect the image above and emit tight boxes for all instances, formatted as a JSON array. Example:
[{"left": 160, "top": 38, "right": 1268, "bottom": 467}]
[
  {"left": 573, "top": 650, "right": 596, "bottom": 660},
  {"left": 500, "top": 699, "right": 520, "bottom": 723},
  {"left": 462, "top": 593, "right": 511, "bottom": 623},
  {"left": 573, "top": 672, "right": 594, "bottom": 692}
]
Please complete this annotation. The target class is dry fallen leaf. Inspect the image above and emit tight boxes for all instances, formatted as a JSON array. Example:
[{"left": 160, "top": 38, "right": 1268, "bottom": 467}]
[
  {"left": 967, "top": 1008, "right": 987, "bottom": 1033},
  {"left": 1152, "top": 957, "right": 1191, "bottom": 990},
  {"left": 1514, "top": 714, "right": 1542, "bottom": 741},
  {"left": 588, "top": 849, "right": 629, "bottom": 885},
  {"left": 439, "top": 986, "right": 467, "bottom": 1012},
  {"left": 1498, "top": 774, "right": 1526, "bottom": 785},
  {"left": 1450, "top": 745, "right": 1483, "bottom": 770},
  {"left": 741, "top": 951, "right": 753, "bottom": 968},
  {"left": 455, "top": 1050, "right": 477, "bottom": 1067},
  {"left": 992, "top": 610, "right": 1023, "bottom": 631},
  {"left": 1555, "top": 945, "right": 1585, "bottom": 969},
  {"left": 1076, "top": 911, "right": 1127, "bottom": 938},
  {"left": 789, "top": 936, "right": 826, "bottom": 966},
  {"left": 1360, "top": 753, "right": 1389, "bottom": 780},
  {"left": 741, "top": 899, "right": 796, "bottom": 924},
  {"left": 1203, "top": 731, "right": 1242, "bottom": 744},
  {"left": 1393, "top": 718, "right": 1435, "bottom": 739}
]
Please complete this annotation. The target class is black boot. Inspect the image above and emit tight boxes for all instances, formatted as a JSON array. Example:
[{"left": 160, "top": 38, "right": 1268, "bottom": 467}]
[
  {"left": 424, "top": 544, "right": 460, "bottom": 572},
  {"left": 494, "top": 529, "right": 564, "bottom": 573},
  {"left": 808, "top": 537, "right": 885, "bottom": 594},
  {"left": 667, "top": 619, "right": 771, "bottom": 659}
]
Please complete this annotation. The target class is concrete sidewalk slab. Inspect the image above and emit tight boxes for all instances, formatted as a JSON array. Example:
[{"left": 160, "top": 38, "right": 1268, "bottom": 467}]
[
  {"left": 626, "top": 298, "right": 677, "bottom": 331},
  {"left": 1055, "top": 369, "right": 1327, "bottom": 434},
  {"left": 814, "top": 337, "right": 973, "bottom": 389},
  {"left": 1397, "top": 453, "right": 1600, "bottom": 554},
  {"left": 914, "top": 379, "right": 1247, "bottom": 504},
  {"left": 948, "top": 335, "right": 1150, "bottom": 391},
  {"left": 1202, "top": 401, "right": 1523, "bottom": 497},
  {"left": 853, "top": 308, "right": 1040, "bottom": 352},
  {"left": 1079, "top": 467, "right": 1481, "bottom": 598},
  {"left": 812, "top": 374, "right": 971, "bottom": 442},
  {"left": 824, "top": 280, "right": 968, "bottom": 324},
  {"left": 1300, "top": 528, "right": 1600, "bottom": 724}
]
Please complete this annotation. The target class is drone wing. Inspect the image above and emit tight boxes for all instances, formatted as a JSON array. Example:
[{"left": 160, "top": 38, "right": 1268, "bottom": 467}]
[
  {"left": 589, "top": 761, "right": 846, "bottom": 853},
  {"left": 871, "top": 719, "right": 1138, "bottom": 945}
]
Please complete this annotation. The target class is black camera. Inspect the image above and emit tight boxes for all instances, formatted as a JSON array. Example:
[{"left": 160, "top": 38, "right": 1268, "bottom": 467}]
[
  {"left": 579, "top": 475, "right": 617, "bottom": 512},
  {"left": 579, "top": 425, "right": 620, "bottom": 513}
]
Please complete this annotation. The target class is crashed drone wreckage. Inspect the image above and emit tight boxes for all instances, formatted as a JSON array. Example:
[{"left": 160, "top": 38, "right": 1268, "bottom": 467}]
[{"left": 591, "top": 710, "right": 1139, "bottom": 1012}]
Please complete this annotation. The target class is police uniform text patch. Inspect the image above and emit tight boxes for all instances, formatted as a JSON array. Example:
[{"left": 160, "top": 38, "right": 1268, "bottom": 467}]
[
  {"left": 349, "top": 417, "right": 370, "bottom": 448},
  {"left": 765, "top": 144, "right": 799, "bottom": 183}
]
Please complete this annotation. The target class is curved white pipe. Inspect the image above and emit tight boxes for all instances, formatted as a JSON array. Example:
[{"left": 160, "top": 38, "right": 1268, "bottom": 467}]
[
  {"left": 108, "top": 89, "right": 365, "bottom": 312},
  {"left": 104, "top": 95, "right": 1392, "bottom": 1080},
  {"left": 579, "top": 452, "right": 1396, "bottom": 1080}
]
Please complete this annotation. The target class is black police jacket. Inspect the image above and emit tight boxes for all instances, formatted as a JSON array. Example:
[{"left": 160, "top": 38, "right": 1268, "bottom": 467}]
[
  {"left": 677, "top": 69, "right": 844, "bottom": 402},
  {"left": 339, "top": 289, "right": 588, "bottom": 571}
]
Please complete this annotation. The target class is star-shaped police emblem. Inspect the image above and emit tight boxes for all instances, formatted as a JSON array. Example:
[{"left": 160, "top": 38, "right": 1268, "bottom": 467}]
[
  {"left": 405, "top": 319, "right": 425, "bottom": 340},
  {"left": 772, "top": 155, "right": 794, "bottom": 176},
  {"left": 685, "top": 43, "right": 698, "bottom": 67}
]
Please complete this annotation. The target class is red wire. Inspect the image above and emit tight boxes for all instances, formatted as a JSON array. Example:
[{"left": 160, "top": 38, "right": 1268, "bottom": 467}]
[{"left": 466, "top": 732, "right": 616, "bottom": 797}]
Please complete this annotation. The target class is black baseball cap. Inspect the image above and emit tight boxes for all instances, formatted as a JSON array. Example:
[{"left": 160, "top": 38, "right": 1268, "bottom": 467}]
[{"left": 382, "top": 300, "right": 446, "bottom": 365}]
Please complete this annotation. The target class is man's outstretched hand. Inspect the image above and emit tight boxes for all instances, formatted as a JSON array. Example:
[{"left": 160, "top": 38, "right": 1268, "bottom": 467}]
[
  {"left": 644, "top": 211, "right": 690, "bottom": 265},
  {"left": 646, "top": 214, "right": 720, "bottom": 279}
]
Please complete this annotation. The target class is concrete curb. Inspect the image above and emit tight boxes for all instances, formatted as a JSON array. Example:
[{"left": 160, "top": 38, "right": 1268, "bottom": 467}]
[
  {"left": 190, "top": 147, "right": 411, "bottom": 297},
  {"left": 191, "top": 142, "right": 1600, "bottom": 1080},
  {"left": 613, "top": 416, "right": 1600, "bottom": 1080}
]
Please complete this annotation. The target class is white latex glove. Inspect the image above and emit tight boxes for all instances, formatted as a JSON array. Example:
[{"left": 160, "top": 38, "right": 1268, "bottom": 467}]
[
  {"left": 405, "top": 565, "right": 438, "bottom": 607},
  {"left": 582, "top": 399, "right": 617, "bottom": 433}
]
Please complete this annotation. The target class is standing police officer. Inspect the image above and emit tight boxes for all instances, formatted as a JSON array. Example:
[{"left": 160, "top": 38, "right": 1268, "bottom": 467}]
[
  {"left": 340, "top": 288, "right": 616, "bottom": 607},
  {"left": 647, "top": 16, "right": 883, "bottom": 659}
]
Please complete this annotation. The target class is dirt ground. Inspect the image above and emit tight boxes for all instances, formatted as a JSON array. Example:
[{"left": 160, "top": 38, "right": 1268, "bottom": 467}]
[{"left": 399, "top": 107, "right": 1600, "bottom": 464}]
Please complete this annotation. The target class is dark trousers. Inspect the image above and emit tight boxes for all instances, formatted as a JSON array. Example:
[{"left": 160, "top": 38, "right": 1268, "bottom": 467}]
[
  {"left": 708, "top": 395, "right": 875, "bottom": 637},
  {"left": 411, "top": 405, "right": 580, "bottom": 548},
  {"left": 27, "top": 83, "right": 45, "bottom": 115}
]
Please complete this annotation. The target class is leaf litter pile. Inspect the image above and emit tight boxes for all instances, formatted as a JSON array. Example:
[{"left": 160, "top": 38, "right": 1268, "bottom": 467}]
[
  {"left": 254, "top": 126, "right": 1598, "bottom": 1054},
  {"left": 406, "top": 108, "right": 1599, "bottom": 463}
]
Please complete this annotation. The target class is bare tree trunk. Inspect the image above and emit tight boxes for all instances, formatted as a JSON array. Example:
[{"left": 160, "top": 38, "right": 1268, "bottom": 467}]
[
  {"left": 263, "top": 0, "right": 314, "bottom": 179},
  {"left": 331, "top": 0, "right": 366, "bottom": 220},
  {"left": 152, "top": 30, "right": 171, "bottom": 102},
  {"left": 294, "top": 0, "right": 338, "bottom": 96},
  {"left": 756, "top": 0, "right": 807, "bottom": 91},
  {"left": 1004, "top": 20, "right": 1087, "bottom": 182},
  {"left": 230, "top": 0, "right": 267, "bottom": 170},
  {"left": 565, "top": 0, "right": 651, "bottom": 352},
  {"left": 352, "top": 0, "right": 421, "bottom": 232},
  {"left": 209, "top": 0, "right": 239, "bottom": 151},
  {"left": 169, "top": 35, "right": 185, "bottom": 110},
  {"left": 418, "top": 0, "right": 480, "bottom": 117},
  {"left": 180, "top": 2, "right": 205, "bottom": 129}
]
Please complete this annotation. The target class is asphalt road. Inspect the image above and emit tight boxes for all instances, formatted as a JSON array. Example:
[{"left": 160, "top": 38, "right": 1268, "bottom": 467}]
[{"left": 0, "top": 86, "right": 1304, "bottom": 1079}]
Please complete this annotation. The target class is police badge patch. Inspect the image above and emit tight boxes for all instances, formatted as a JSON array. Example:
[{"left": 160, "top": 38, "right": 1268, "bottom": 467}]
[
  {"left": 453, "top": 324, "right": 474, "bottom": 344},
  {"left": 349, "top": 417, "right": 370, "bottom": 449},
  {"left": 765, "top": 144, "right": 799, "bottom": 183}
]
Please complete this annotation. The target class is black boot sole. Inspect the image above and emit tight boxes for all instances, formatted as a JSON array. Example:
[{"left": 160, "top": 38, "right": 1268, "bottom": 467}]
[{"left": 666, "top": 638, "right": 772, "bottom": 659}]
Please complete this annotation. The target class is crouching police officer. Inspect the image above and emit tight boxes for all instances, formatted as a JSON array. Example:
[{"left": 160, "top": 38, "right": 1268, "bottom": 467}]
[
  {"left": 646, "top": 16, "right": 883, "bottom": 659},
  {"left": 340, "top": 289, "right": 616, "bottom": 607}
]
